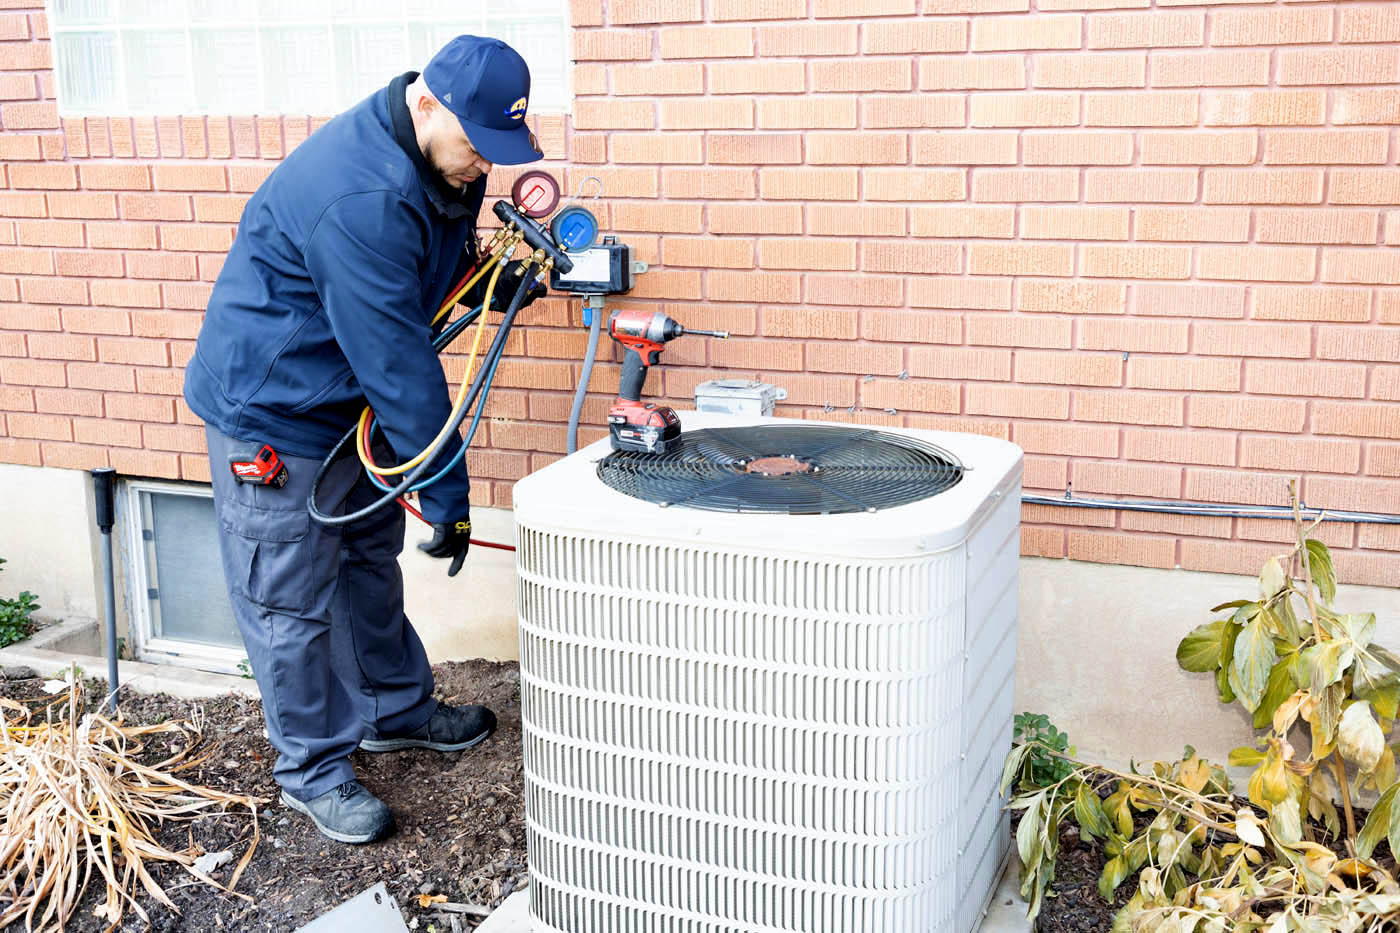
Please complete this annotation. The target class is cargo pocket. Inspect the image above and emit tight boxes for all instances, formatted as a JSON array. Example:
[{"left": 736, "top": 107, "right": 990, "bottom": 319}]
[{"left": 219, "top": 496, "right": 317, "bottom": 615}]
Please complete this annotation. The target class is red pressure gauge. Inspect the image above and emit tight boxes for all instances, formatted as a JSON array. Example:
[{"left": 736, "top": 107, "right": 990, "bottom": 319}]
[{"left": 510, "top": 170, "right": 561, "bottom": 218}]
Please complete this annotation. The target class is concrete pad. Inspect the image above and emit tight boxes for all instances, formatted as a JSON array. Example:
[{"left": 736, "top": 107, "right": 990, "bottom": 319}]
[
  {"left": 0, "top": 639, "right": 258, "bottom": 701},
  {"left": 474, "top": 889, "right": 530, "bottom": 932},
  {"left": 466, "top": 861, "right": 1031, "bottom": 933}
]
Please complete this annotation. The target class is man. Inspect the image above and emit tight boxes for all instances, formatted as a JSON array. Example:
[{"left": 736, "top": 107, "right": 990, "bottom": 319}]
[{"left": 184, "top": 36, "right": 545, "bottom": 844}]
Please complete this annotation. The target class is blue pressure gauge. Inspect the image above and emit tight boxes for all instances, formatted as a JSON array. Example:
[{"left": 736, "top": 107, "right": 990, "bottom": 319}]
[{"left": 550, "top": 206, "right": 600, "bottom": 252}]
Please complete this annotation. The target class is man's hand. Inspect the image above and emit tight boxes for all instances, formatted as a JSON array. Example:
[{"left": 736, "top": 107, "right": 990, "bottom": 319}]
[
  {"left": 492, "top": 261, "right": 547, "bottom": 312},
  {"left": 418, "top": 518, "right": 471, "bottom": 577}
]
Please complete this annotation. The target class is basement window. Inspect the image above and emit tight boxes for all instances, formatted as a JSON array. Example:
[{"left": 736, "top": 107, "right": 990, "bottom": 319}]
[
  {"left": 123, "top": 480, "right": 246, "bottom": 675},
  {"left": 47, "top": 0, "right": 570, "bottom": 116}
]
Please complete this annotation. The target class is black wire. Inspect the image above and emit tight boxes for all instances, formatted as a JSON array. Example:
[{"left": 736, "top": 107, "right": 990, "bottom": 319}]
[{"left": 307, "top": 268, "right": 534, "bottom": 528}]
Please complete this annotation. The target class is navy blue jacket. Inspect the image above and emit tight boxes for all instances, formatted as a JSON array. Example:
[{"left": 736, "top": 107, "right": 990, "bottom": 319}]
[{"left": 185, "top": 72, "right": 483, "bottom": 523}]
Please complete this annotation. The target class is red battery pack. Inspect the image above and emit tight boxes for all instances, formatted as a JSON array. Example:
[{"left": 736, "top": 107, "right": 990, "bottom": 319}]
[{"left": 229, "top": 444, "right": 289, "bottom": 487}]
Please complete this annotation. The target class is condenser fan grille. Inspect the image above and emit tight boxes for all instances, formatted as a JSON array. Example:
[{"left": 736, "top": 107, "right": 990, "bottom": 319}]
[{"left": 596, "top": 425, "right": 964, "bottom": 514}]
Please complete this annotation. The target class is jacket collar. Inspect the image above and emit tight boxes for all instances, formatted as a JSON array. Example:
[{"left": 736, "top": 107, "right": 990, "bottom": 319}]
[{"left": 387, "top": 71, "right": 485, "bottom": 221}]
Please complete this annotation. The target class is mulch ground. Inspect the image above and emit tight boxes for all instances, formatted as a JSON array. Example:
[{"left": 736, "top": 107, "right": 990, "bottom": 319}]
[{"left": 0, "top": 659, "right": 526, "bottom": 933}]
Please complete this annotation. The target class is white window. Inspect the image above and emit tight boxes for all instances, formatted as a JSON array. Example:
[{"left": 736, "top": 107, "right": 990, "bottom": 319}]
[
  {"left": 48, "top": 0, "right": 570, "bottom": 116},
  {"left": 122, "top": 479, "right": 247, "bottom": 675}
]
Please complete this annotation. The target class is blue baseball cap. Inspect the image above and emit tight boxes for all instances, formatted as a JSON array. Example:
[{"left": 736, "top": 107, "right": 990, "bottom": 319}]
[{"left": 422, "top": 35, "right": 541, "bottom": 166}]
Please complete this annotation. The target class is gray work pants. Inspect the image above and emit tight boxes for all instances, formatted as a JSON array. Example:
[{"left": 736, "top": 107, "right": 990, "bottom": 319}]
[{"left": 206, "top": 426, "right": 436, "bottom": 801}]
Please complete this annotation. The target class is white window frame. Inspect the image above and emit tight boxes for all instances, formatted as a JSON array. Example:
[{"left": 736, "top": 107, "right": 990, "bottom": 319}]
[
  {"left": 122, "top": 478, "right": 247, "bottom": 676},
  {"left": 47, "top": 0, "right": 571, "bottom": 117}
]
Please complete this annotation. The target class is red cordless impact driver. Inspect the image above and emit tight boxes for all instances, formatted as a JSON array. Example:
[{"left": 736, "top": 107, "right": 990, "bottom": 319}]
[{"left": 607, "top": 309, "right": 728, "bottom": 454}]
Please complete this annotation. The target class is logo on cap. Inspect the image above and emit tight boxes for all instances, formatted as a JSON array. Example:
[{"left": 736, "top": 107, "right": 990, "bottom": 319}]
[{"left": 505, "top": 96, "right": 527, "bottom": 121}]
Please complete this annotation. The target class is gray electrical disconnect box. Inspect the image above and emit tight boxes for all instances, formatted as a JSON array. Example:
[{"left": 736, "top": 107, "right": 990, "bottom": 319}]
[{"left": 693, "top": 379, "right": 788, "bottom": 417}]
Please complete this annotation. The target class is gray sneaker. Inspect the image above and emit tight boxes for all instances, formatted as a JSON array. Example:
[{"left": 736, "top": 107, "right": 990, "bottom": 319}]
[
  {"left": 358, "top": 701, "right": 496, "bottom": 753},
  {"left": 280, "top": 781, "right": 394, "bottom": 844}
]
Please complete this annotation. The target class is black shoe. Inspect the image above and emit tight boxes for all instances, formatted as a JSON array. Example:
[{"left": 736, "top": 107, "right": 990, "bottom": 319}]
[
  {"left": 279, "top": 781, "right": 394, "bottom": 844},
  {"left": 358, "top": 701, "right": 496, "bottom": 753}
]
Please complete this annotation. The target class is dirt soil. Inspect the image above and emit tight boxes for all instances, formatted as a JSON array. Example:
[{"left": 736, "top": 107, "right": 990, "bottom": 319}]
[{"left": 0, "top": 660, "right": 526, "bottom": 933}]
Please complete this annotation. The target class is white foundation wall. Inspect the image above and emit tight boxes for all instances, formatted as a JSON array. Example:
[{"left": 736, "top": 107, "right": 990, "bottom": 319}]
[{"left": 6, "top": 463, "right": 1399, "bottom": 773}]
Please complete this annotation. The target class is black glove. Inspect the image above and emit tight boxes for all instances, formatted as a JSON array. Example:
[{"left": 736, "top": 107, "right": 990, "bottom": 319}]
[
  {"left": 489, "top": 261, "right": 547, "bottom": 312},
  {"left": 418, "top": 517, "right": 471, "bottom": 577}
]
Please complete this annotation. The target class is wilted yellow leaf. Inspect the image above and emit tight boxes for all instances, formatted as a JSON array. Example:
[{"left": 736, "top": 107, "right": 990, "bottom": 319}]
[
  {"left": 417, "top": 893, "right": 447, "bottom": 908},
  {"left": 1337, "top": 701, "right": 1385, "bottom": 772}
]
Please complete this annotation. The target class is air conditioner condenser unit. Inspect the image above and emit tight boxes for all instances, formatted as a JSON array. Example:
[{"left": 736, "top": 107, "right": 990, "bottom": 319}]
[{"left": 512, "top": 413, "right": 1023, "bottom": 932}]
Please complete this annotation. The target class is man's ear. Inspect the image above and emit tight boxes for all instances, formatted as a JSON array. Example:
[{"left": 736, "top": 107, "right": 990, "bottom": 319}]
[{"left": 414, "top": 92, "right": 436, "bottom": 118}]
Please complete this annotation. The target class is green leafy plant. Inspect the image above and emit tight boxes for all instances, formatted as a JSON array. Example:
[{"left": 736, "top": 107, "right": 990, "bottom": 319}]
[
  {"left": 1013, "top": 712, "right": 1076, "bottom": 791},
  {"left": 236, "top": 658, "right": 254, "bottom": 680},
  {"left": 1007, "top": 485, "right": 1400, "bottom": 930},
  {"left": 0, "top": 558, "right": 40, "bottom": 648}
]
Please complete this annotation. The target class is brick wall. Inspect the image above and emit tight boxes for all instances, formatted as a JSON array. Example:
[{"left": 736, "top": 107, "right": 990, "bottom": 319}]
[{"left": 0, "top": 0, "right": 1397, "bottom": 585}]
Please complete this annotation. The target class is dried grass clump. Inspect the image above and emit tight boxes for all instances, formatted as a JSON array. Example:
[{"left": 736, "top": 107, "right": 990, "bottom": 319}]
[{"left": 0, "top": 672, "right": 263, "bottom": 931}]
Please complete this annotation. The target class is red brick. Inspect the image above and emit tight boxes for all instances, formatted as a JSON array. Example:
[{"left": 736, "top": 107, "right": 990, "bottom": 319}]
[
  {"left": 78, "top": 164, "right": 151, "bottom": 191},
  {"left": 968, "top": 313, "right": 1072, "bottom": 349},
  {"left": 89, "top": 280, "right": 160, "bottom": 309},
  {"left": 44, "top": 192, "right": 116, "bottom": 221},
  {"left": 1, "top": 101, "right": 56, "bottom": 130},
  {"left": 711, "top": 61, "right": 806, "bottom": 96},
  {"left": 969, "top": 244, "right": 1073, "bottom": 277},
  {"left": 1127, "top": 357, "right": 1239, "bottom": 392},
  {"left": 1135, "top": 283, "right": 1244, "bottom": 319},
  {"left": 1334, "top": 90, "right": 1400, "bottom": 126},
  {"left": 1123, "top": 511, "right": 1232, "bottom": 539},
  {"left": 1015, "top": 421, "right": 1119, "bottom": 457},
  {"left": 109, "top": 448, "right": 180, "bottom": 479},
  {"left": 909, "top": 277, "right": 1012, "bottom": 311},
  {"left": 973, "top": 169, "right": 1078, "bottom": 203},
  {"left": 1211, "top": 7, "right": 1332, "bottom": 47},
  {"left": 1134, "top": 207, "right": 1249, "bottom": 243},
  {"left": 862, "top": 19, "right": 964, "bottom": 54},
  {"left": 757, "top": 23, "right": 857, "bottom": 56},
  {"left": 0, "top": 193, "right": 48, "bottom": 218},
  {"left": 862, "top": 242, "right": 960, "bottom": 275},
  {"left": 1016, "top": 350, "right": 1122, "bottom": 387},
  {"left": 810, "top": 204, "right": 907, "bottom": 237},
  {"left": 0, "top": 133, "right": 39, "bottom": 160},
  {"left": 1024, "top": 503, "right": 1115, "bottom": 529},
  {"left": 610, "top": 134, "right": 703, "bottom": 164},
  {"left": 1187, "top": 469, "right": 1299, "bottom": 508},
  {"left": 0, "top": 72, "right": 33, "bottom": 98},
  {"left": 229, "top": 165, "right": 274, "bottom": 192},
  {"left": 805, "top": 274, "right": 902, "bottom": 307},
  {"left": 1075, "top": 456, "right": 1187, "bottom": 493},
  {"left": 1314, "top": 402, "right": 1399, "bottom": 441},
  {"left": 20, "top": 276, "right": 87, "bottom": 305},
  {"left": 58, "top": 307, "right": 129, "bottom": 337},
  {"left": 967, "top": 384, "right": 1069, "bottom": 419},
  {"left": 1086, "top": 168, "right": 1197, "bottom": 203},
  {"left": 1252, "top": 286, "right": 1368, "bottom": 323},
  {"left": 1239, "top": 436, "right": 1361, "bottom": 476},
  {"left": 1339, "top": 6, "right": 1400, "bottom": 44},
  {"left": 807, "top": 133, "right": 907, "bottom": 165},
  {"left": 1200, "top": 245, "right": 1316, "bottom": 283},
  {"left": 0, "top": 247, "right": 50, "bottom": 275},
  {"left": 16, "top": 220, "right": 83, "bottom": 248},
  {"left": 1246, "top": 361, "right": 1366, "bottom": 399},
  {"left": 1086, "top": 91, "right": 1198, "bottom": 127},
  {"left": 31, "top": 388, "right": 100, "bottom": 420},
  {"left": 1083, "top": 244, "right": 1191, "bottom": 279},
  {"left": 1018, "top": 281, "right": 1126, "bottom": 316},
  {"left": 1150, "top": 50, "right": 1270, "bottom": 88},
  {"left": 811, "top": 59, "right": 912, "bottom": 93},
  {"left": 7, "top": 412, "right": 70, "bottom": 441},
  {"left": 1367, "top": 441, "right": 1400, "bottom": 477},
  {"left": 806, "top": 341, "right": 903, "bottom": 377},
  {"left": 972, "top": 14, "right": 1080, "bottom": 51},
  {"left": 120, "top": 194, "right": 193, "bottom": 222},
  {"left": 1316, "top": 327, "right": 1400, "bottom": 364},
  {"left": 1321, "top": 250, "right": 1400, "bottom": 286},
  {"left": 0, "top": 386, "right": 32, "bottom": 411},
  {"left": 609, "top": 0, "right": 700, "bottom": 24},
  {"left": 1022, "top": 527, "right": 1065, "bottom": 558},
  {"left": 160, "top": 224, "right": 234, "bottom": 252},
  {"left": 1188, "top": 396, "right": 1304, "bottom": 433},
  {"left": 1070, "top": 531, "right": 1176, "bottom": 569},
  {"left": 709, "top": 0, "right": 803, "bottom": 18},
  {"left": 1033, "top": 52, "right": 1145, "bottom": 88},
  {"left": 1265, "top": 130, "right": 1387, "bottom": 167},
  {"left": 759, "top": 307, "right": 857, "bottom": 339},
  {"left": 1126, "top": 427, "right": 1235, "bottom": 467},
  {"left": 88, "top": 222, "right": 158, "bottom": 250},
  {"left": 906, "top": 347, "right": 1010, "bottom": 381},
  {"left": 1278, "top": 47, "right": 1400, "bottom": 87},
  {"left": 918, "top": 54, "right": 1024, "bottom": 91},
  {"left": 126, "top": 252, "right": 198, "bottom": 281},
  {"left": 0, "top": 358, "right": 65, "bottom": 387},
  {"left": 162, "top": 283, "right": 214, "bottom": 311},
  {"left": 758, "top": 167, "right": 858, "bottom": 201},
  {"left": 53, "top": 250, "right": 123, "bottom": 278},
  {"left": 757, "top": 98, "right": 856, "bottom": 131},
  {"left": 1193, "top": 322, "right": 1311, "bottom": 360},
  {"left": 1023, "top": 131, "right": 1134, "bottom": 166},
  {"left": 1257, "top": 209, "right": 1378, "bottom": 247},
  {"left": 153, "top": 164, "right": 228, "bottom": 192},
  {"left": 1308, "top": 477, "right": 1400, "bottom": 516},
  {"left": 972, "top": 93, "right": 1079, "bottom": 127},
  {"left": 1075, "top": 390, "right": 1182, "bottom": 426},
  {"left": 708, "top": 204, "right": 802, "bottom": 235},
  {"left": 1079, "top": 319, "right": 1188, "bottom": 354},
  {"left": 911, "top": 205, "right": 1013, "bottom": 239},
  {"left": 1180, "top": 539, "right": 1290, "bottom": 577},
  {"left": 709, "top": 338, "right": 804, "bottom": 372},
  {"left": 862, "top": 308, "right": 964, "bottom": 344},
  {"left": 1088, "top": 11, "right": 1203, "bottom": 49},
  {"left": 1204, "top": 90, "right": 1325, "bottom": 127},
  {"left": 658, "top": 25, "right": 754, "bottom": 59},
  {"left": 760, "top": 239, "right": 856, "bottom": 271},
  {"left": 1202, "top": 169, "right": 1323, "bottom": 206},
  {"left": 706, "top": 270, "right": 797, "bottom": 303},
  {"left": 8, "top": 163, "right": 74, "bottom": 190}
]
